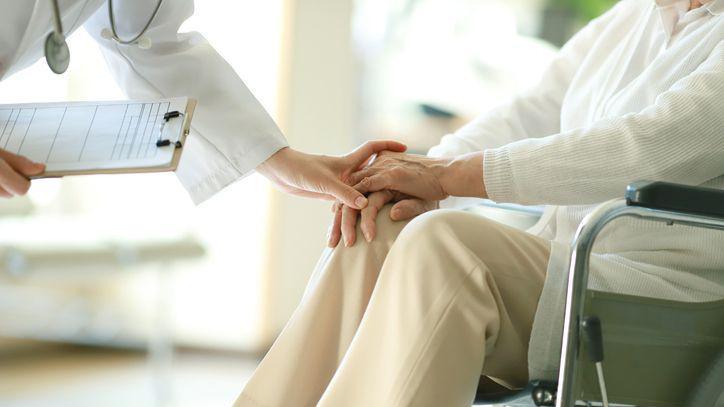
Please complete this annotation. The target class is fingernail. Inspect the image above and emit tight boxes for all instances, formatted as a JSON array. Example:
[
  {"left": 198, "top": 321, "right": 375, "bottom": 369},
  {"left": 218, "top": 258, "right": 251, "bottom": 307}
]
[
  {"left": 362, "top": 228, "right": 371, "bottom": 243},
  {"left": 355, "top": 196, "right": 368, "bottom": 208}
]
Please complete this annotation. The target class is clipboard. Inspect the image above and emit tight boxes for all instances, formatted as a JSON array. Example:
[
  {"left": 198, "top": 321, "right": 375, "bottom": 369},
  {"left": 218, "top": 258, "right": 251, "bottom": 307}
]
[{"left": 0, "top": 97, "right": 196, "bottom": 178}]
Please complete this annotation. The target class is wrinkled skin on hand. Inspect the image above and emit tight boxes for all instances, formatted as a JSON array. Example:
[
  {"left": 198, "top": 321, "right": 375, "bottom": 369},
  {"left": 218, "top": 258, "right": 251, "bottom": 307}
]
[
  {"left": 327, "top": 151, "right": 450, "bottom": 247},
  {"left": 327, "top": 149, "right": 486, "bottom": 247},
  {"left": 348, "top": 151, "right": 451, "bottom": 202}
]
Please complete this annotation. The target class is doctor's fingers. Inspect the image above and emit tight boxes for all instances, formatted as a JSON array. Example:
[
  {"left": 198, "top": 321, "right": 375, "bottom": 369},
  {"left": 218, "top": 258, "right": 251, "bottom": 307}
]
[
  {"left": 0, "top": 150, "right": 45, "bottom": 177},
  {"left": 286, "top": 186, "right": 335, "bottom": 201},
  {"left": 327, "top": 205, "right": 344, "bottom": 248},
  {"left": 324, "top": 178, "right": 370, "bottom": 211},
  {"left": 346, "top": 152, "right": 407, "bottom": 185},
  {"left": 0, "top": 159, "right": 33, "bottom": 196},
  {"left": 343, "top": 140, "right": 407, "bottom": 171},
  {"left": 347, "top": 166, "right": 378, "bottom": 186},
  {"left": 360, "top": 190, "right": 395, "bottom": 243},
  {"left": 274, "top": 179, "right": 335, "bottom": 201},
  {"left": 353, "top": 172, "right": 402, "bottom": 196}
]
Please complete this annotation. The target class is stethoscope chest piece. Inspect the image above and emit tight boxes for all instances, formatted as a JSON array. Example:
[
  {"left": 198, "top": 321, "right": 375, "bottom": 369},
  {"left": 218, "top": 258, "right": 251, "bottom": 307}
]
[
  {"left": 44, "top": 32, "right": 70, "bottom": 74},
  {"left": 45, "top": 0, "right": 163, "bottom": 74}
]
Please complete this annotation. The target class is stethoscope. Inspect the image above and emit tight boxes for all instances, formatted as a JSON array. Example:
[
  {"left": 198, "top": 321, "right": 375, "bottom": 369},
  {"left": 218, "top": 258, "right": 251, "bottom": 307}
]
[{"left": 45, "top": 0, "right": 164, "bottom": 74}]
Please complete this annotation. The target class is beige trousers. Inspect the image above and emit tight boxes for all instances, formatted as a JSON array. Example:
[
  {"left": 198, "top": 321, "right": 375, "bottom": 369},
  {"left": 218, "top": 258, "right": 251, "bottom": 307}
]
[{"left": 235, "top": 206, "right": 550, "bottom": 407}]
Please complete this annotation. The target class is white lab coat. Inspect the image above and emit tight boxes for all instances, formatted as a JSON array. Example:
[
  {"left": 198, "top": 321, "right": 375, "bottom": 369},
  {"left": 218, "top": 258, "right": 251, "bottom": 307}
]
[
  {"left": 429, "top": 0, "right": 724, "bottom": 379},
  {"left": 0, "top": 0, "right": 288, "bottom": 204}
]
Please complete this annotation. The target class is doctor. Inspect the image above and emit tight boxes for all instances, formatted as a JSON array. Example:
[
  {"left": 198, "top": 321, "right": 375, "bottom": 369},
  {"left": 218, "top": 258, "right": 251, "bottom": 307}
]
[{"left": 0, "top": 0, "right": 404, "bottom": 205}]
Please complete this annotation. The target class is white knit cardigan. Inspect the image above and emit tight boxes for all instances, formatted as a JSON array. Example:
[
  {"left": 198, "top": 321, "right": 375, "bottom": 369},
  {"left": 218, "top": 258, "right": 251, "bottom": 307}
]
[{"left": 428, "top": 0, "right": 724, "bottom": 379}]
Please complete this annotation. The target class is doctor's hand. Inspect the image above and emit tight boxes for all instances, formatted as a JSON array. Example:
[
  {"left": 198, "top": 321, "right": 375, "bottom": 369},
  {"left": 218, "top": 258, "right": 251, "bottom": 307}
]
[
  {"left": 256, "top": 141, "right": 407, "bottom": 210},
  {"left": 0, "top": 149, "right": 45, "bottom": 198},
  {"left": 327, "top": 192, "right": 438, "bottom": 248}
]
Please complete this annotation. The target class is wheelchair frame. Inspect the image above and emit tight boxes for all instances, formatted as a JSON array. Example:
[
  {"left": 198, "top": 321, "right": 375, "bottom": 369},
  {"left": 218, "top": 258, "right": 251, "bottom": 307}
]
[{"left": 557, "top": 192, "right": 724, "bottom": 407}]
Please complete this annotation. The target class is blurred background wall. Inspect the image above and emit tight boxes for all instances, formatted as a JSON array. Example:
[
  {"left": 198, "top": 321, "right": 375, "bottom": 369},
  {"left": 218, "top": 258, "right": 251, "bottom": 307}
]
[{"left": 0, "top": 0, "right": 615, "bottom": 405}]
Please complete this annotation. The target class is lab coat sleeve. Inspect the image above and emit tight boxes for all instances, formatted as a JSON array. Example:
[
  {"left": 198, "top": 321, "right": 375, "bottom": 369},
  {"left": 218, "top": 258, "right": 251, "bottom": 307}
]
[
  {"left": 427, "top": 2, "right": 622, "bottom": 209},
  {"left": 483, "top": 42, "right": 724, "bottom": 206},
  {"left": 83, "top": 1, "right": 288, "bottom": 204}
]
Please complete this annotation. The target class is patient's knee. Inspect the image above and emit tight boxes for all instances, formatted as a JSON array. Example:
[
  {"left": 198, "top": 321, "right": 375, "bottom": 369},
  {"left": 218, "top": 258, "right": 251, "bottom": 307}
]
[
  {"left": 378, "top": 210, "right": 478, "bottom": 286},
  {"left": 397, "top": 209, "right": 469, "bottom": 244},
  {"left": 311, "top": 205, "right": 408, "bottom": 286},
  {"left": 392, "top": 209, "right": 507, "bottom": 262}
]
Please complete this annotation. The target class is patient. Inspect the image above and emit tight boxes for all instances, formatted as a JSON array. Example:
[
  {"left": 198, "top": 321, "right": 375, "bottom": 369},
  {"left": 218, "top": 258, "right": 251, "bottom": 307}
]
[{"left": 236, "top": 0, "right": 724, "bottom": 406}]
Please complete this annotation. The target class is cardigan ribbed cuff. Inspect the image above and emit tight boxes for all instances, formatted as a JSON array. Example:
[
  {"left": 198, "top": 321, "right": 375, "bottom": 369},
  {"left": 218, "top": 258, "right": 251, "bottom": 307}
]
[{"left": 483, "top": 147, "right": 517, "bottom": 203}]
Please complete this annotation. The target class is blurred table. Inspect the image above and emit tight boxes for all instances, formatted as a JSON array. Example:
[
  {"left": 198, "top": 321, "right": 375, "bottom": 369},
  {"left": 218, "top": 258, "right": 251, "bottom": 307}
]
[{"left": 0, "top": 214, "right": 205, "bottom": 406}]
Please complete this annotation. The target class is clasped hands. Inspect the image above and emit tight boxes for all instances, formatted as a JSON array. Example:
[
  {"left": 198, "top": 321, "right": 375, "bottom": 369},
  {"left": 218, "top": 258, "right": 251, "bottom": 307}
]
[{"left": 328, "top": 149, "right": 487, "bottom": 247}]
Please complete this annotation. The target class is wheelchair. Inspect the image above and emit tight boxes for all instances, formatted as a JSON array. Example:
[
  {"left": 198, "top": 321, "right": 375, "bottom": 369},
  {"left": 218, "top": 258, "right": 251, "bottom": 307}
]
[{"left": 473, "top": 181, "right": 724, "bottom": 407}]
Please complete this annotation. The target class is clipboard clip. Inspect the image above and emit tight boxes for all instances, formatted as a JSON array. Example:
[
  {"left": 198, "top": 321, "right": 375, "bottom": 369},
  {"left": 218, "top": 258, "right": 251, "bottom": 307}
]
[
  {"left": 163, "top": 111, "right": 183, "bottom": 121},
  {"left": 156, "top": 110, "right": 185, "bottom": 149},
  {"left": 156, "top": 139, "right": 182, "bottom": 148}
]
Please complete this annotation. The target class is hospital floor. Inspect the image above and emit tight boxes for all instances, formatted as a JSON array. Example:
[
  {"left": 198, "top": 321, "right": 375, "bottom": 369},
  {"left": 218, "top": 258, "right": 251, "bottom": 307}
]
[
  {"left": 0, "top": 343, "right": 258, "bottom": 407},
  {"left": 0, "top": 343, "right": 512, "bottom": 407}
]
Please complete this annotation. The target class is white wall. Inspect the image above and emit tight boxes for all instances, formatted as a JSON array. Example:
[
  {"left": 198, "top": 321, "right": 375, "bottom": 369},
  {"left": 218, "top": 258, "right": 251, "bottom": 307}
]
[{"left": 259, "top": 0, "right": 358, "bottom": 345}]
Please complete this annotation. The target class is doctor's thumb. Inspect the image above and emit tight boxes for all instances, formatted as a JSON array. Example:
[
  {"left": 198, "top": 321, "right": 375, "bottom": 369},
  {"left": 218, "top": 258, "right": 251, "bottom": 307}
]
[
  {"left": 330, "top": 181, "right": 368, "bottom": 210},
  {"left": 0, "top": 150, "right": 45, "bottom": 176}
]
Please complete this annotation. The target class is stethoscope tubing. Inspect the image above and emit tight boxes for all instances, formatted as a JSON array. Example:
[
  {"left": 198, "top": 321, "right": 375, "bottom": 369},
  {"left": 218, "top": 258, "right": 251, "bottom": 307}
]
[
  {"left": 50, "top": 0, "right": 65, "bottom": 36},
  {"left": 48, "top": 0, "right": 164, "bottom": 46},
  {"left": 106, "top": 0, "right": 164, "bottom": 45},
  {"left": 46, "top": 0, "right": 164, "bottom": 74}
]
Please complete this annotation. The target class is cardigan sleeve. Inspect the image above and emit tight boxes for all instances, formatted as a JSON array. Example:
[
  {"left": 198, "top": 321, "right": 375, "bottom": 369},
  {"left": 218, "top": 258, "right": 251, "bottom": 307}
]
[{"left": 483, "top": 42, "right": 724, "bottom": 206}]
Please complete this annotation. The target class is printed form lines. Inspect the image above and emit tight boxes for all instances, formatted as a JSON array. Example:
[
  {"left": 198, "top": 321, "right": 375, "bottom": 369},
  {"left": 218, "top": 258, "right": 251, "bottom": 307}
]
[{"left": 0, "top": 99, "right": 182, "bottom": 170}]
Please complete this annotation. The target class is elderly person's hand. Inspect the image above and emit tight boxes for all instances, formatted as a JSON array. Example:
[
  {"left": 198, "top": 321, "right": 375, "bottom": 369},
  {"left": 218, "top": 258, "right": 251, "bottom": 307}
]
[
  {"left": 0, "top": 149, "right": 45, "bottom": 198},
  {"left": 327, "top": 150, "right": 487, "bottom": 247},
  {"left": 327, "top": 191, "right": 439, "bottom": 247}
]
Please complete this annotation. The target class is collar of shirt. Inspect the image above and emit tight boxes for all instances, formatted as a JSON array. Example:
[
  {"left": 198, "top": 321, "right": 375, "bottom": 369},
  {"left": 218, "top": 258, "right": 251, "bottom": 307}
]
[
  {"left": 655, "top": 0, "right": 724, "bottom": 15},
  {"left": 654, "top": 0, "right": 720, "bottom": 40}
]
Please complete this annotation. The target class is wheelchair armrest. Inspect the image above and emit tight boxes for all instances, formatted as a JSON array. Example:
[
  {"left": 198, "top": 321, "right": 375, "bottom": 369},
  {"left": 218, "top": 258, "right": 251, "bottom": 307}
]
[{"left": 625, "top": 181, "right": 724, "bottom": 219}]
